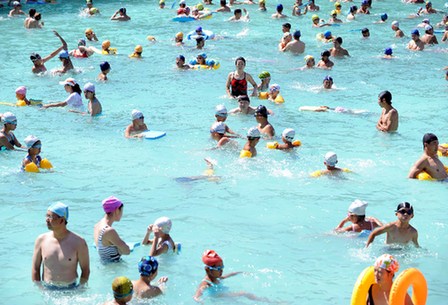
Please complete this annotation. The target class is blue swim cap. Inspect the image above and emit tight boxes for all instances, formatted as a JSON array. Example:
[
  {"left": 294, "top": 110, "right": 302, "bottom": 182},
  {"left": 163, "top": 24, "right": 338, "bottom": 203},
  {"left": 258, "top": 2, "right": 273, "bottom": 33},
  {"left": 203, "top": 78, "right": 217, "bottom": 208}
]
[
  {"left": 381, "top": 13, "right": 388, "bottom": 21},
  {"left": 100, "top": 61, "right": 111, "bottom": 71},
  {"left": 198, "top": 52, "right": 207, "bottom": 59},
  {"left": 177, "top": 54, "right": 185, "bottom": 61},
  {"left": 384, "top": 47, "right": 393, "bottom": 55},
  {"left": 58, "top": 50, "right": 69, "bottom": 59},
  {"left": 411, "top": 29, "right": 420, "bottom": 35},
  {"left": 361, "top": 0, "right": 368, "bottom": 5},
  {"left": 48, "top": 202, "right": 69, "bottom": 220},
  {"left": 324, "top": 31, "right": 332, "bottom": 38},
  {"left": 324, "top": 75, "right": 333, "bottom": 82},
  {"left": 138, "top": 256, "right": 158, "bottom": 276},
  {"left": 196, "top": 26, "right": 202, "bottom": 32},
  {"left": 276, "top": 4, "right": 283, "bottom": 10},
  {"left": 293, "top": 30, "right": 301, "bottom": 38}
]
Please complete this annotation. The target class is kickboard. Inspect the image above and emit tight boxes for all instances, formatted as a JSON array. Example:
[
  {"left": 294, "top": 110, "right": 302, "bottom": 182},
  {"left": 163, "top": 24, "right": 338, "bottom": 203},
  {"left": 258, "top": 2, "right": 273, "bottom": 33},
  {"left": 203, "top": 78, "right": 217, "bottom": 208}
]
[
  {"left": 142, "top": 131, "right": 166, "bottom": 140},
  {"left": 172, "top": 16, "right": 196, "bottom": 22}
]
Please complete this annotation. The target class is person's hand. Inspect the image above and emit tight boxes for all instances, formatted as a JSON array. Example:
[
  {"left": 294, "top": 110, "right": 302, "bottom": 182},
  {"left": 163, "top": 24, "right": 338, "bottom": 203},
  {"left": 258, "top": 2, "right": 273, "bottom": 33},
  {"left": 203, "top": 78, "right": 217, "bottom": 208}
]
[
  {"left": 53, "top": 30, "right": 60, "bottom": 37},
  {"left": 158, "top": 276, "right": 168, "bottom": 284},
  {"left": 147, "top": 224, "right": 153, "bottom": 232},
  {"left": 153, "top": 227, "right": 161, "bottom": 238}
]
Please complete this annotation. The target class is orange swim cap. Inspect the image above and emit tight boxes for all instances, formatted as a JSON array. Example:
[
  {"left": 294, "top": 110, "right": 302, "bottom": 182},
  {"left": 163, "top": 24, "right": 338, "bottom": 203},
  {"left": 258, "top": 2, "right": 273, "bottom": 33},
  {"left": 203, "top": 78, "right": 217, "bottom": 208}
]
[
  {"left": 134, "top": 45, "right": 143, "bottom": 52},
  {"left": 202, "top": 249, "right": 223, "bottom": 266},
  {"left": 85, "top": 28, "right": 93, "bottom": 34},
  {"left": 102, "top": 40, "right": 111, "bottom": 49}
]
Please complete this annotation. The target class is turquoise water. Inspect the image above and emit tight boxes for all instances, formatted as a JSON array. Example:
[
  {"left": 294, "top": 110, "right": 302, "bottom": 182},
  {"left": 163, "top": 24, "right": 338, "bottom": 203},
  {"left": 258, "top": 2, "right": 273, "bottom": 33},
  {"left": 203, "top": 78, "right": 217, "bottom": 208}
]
[{"left": 0, "top": 0, "right": 447, "bottom": 304}]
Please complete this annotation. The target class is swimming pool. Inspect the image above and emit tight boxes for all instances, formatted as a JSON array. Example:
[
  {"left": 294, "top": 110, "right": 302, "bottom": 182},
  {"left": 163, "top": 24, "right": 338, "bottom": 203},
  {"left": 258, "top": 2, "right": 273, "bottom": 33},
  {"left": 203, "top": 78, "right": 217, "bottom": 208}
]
[{"left": 0, "top": 0, "right": 447, "bottom": 304}]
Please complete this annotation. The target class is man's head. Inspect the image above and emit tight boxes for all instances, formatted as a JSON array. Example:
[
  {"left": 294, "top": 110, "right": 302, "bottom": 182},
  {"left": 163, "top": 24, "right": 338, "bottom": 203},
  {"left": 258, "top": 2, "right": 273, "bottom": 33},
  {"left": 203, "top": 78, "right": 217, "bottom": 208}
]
[
  {"left": 176, "top": 54, "right": 185, "bottom": 66},
  {"left": 361, "top": 28, "right": 370, "bottom": 38},
  {"left": 323, "top": 75, "right": 333, "bottom": 89},
  {"left": 282, "top": 22, "right": 291, "bottom": 33},
  {"left": 422, "top": 133, "right": 438, "bottom": 151},
  {"left": 276, "top": 4, "right": 283, "bottom": 12},
  {"left": 293, "top": 30, "right": 301, "bottom": 40},
  {"left": 238, "top": 95, "right": 250, "bottom": 108},
  {"left": 411, "top": 29, "right": 420, "bottom": 41},
  {"left": 100, "top": 61, "right": 111, "bottom": 73},
  {"left": 378, "top": 90, "right": 392, "bottom": 105},
  {"left": 47, "top": 202, "right": 69, "bottom": 228},
  {"left": 321, "top": 50, "right": 330, "bottom": 60}
]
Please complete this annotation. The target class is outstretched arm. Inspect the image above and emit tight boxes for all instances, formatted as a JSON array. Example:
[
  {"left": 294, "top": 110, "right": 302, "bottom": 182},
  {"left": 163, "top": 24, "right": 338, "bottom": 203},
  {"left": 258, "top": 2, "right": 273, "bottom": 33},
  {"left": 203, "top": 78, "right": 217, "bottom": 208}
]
[{"left": 366, "top": 224, "right": 390, "bottom": 248}]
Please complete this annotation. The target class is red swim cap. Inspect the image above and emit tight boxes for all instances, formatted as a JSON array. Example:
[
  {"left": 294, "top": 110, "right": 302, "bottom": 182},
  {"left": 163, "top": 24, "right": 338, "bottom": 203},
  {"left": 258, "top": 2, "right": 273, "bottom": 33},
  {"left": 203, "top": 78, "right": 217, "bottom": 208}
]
[{"left": 202, "top": 250, "right": 223, "bottom": 266}]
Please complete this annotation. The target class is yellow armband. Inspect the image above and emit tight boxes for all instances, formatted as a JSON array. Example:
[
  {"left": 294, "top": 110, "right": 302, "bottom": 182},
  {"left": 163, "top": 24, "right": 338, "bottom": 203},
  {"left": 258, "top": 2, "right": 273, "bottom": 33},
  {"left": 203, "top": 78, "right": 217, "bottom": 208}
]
[
  {"left": 437, "top": 143, "right": 448, "bottom": 157},
  {"left": 258, "top": 92, "right": 268, "bottom": 99},
  {"left": 274, "top": 94, "right": 284, "bottom": 104},
  {"left": 310, "top": 170, "right": 323, "bottom": 177},
  {"left": 25, "top": 162, "right": 40, "bottom": 173},
  {"left": 292, "top": 140, "right": 301, "bottom": 147},
  {"left": 40, "top": 158, "right": 53, "bottom": 170},
  {"left": 266, "top": 142, "right": 279, "bottom": 149},
  {"left": 16, "top": 100, "right": 27, "bottom": 107},
  {"left": 240, "top": 150, "right": 252, "bottom": 158}
]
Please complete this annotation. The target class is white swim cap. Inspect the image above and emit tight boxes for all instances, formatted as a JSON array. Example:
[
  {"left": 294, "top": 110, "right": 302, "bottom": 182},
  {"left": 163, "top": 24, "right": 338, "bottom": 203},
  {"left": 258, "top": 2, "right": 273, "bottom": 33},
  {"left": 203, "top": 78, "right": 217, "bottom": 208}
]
[
  {"left": 154, "top": 216, "right": 172, "bottom": 234},
  {"left": 282, "top": 128, "right": 295, "bottom": 141},
  {"left": 83, "top": 82, "right": 95, "bottom": 93},
  {"left": 24, "top": 135, "right": 40, "bottom": 148},
  {"left": 269, "top": 84, "right": 281, "bottom": 92},
  {"left": 131, "top": 109, "right": 144, "bottom": 120},
  {"left": 348, "top": 199, "right": 368, "bottom": 216},
  {"left": 2, "top": 112, "right": 17, "bottom": 124},
  {"left": 210, "top": 122, "right": 226, "bottom": 134},
  {"left": 247, "top": 127, "right": 261, "bottom": 138},
  {"left": 391, "top": 20, "right": 399, "bottom": 27},
  {"left": 324, "top": 151, "right": 338, "bottom": 166},
  {"left": 425, "top": 24, "right": 433, "bottom": 31},
  {"left": 215, "top": 104, "right": 227, "bottom": 117}
]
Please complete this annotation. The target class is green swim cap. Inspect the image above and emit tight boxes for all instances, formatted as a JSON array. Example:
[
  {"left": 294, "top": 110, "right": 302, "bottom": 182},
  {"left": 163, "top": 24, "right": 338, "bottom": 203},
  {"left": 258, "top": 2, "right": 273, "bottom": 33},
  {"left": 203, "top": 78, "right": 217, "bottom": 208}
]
[{"left": 258, "top": 71, "right": 270, "bottom": 79}]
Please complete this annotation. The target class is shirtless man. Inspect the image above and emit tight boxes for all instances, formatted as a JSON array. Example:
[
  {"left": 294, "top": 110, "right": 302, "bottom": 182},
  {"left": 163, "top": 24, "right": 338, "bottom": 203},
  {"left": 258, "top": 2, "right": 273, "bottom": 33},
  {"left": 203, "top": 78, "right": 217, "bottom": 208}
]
[
  {"left": 216, "top": 0, "right": 231, "bottom": 12},
  {"left": 281, "top": 30, "right": 305, "bottom": 54},
  {"left": 32, "top": 202, "right": 90, "bottom": 288},
  {"left": 391, "top": 21, "right": 404, "bottom": 38},
  {"left": 30, "top": 31, "right": 66, "bottom": 74},
  {"left": 111, "top": 7, "right": 131, "bottom": 21},
  {"left": 420, "top": 1, "right": 437, "bottom": 14},
  {"left": 421, "top": 25, "right": 438, "bottom": 44},
  {"left": 229, "top": 95, "right": 257, "bottom": 115},
  {"left": 9, "top": 1, "right": 25, "bottom": 17},
  {"left": 254, "top": 105, "right": 275, "bottom": 139},
  {"left": 407, "top": 29, "right": 425, "bottom": 51},
  {"left": 228, "top": 8, "right": 249, "bottom": 21},
  {"left": 176, "top": 55, "right": 190, "bottom": 70},
  {"left": 24, "top": 9, "right": 43, "bottom": 29},
  {"left": 317, "top": 50, "right": 334, "bottom": 69},
  {"left": 272, "top": 4, "right": 287, "bottom": 18},
  {"left": 125, "top": 110, "right": 148, "bottom": 138},
  {"left": 409, "top": 133, "right": 448, "bottom": 180},
  {"left": 329, "top": 37, "right": 349, "bottom": 57},
  {"left": 376, "top": 90, "right": 398, "bottom": 132},
  {"left": 366, "top": 202, "right": 419, "bottom": 248}
]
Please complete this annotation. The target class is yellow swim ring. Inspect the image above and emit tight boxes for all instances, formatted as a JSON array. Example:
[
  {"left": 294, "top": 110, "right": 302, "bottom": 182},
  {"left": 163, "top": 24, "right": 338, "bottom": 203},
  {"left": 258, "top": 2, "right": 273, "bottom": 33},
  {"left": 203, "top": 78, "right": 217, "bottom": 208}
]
[
  {"left": 351, "top": 266, "right": 375, "bottom": 305},
  {"left": 417, "top": 166, "right": 448, "bottom": 180},
  {"left": 292, "top": 140, "right": 301, "bottom": 146},
  {"left": 240, "top": 150, "right": 252, "bottom": 158},
  {"left": 437, "top": 143, "right": 448, "bottom": 157},
  {"left": 24, "top": 162, "right": 40, "bottom": 173},
  {"left": 16, "top": 100, "right": 27, "bottom": 107},
  {"left": 390, "top": 268, "right": 427, "bottom": 305}
]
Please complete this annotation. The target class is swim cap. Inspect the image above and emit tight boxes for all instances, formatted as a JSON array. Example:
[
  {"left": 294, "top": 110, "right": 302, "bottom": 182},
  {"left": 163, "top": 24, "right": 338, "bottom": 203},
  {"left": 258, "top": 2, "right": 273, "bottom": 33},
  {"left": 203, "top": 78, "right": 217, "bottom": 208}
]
[
  {"left": 282, "top": 128, "right": 295, "bottom": 141},
  {"left": 59, "top": 78, "right": 77, "bottom": 86},
  {"left": 131, "top": 109, "right": 144, "bottom": 120},
  {"left": 179, "top": 0, "right": 186, "bottom": 4},
  {"left": 304, "top": 55, "right": 314, "bottom": 62},
  {"left": 24, "top": 135, "right": 40, "bottom": 148},
  {"left": 324, "top": 31, "right": 332, "bottom": 38},
  {"left": 198, "top": 52, "right": 207, "bottom": 59},
  {"left": 425, "top": 25, "right": 433, "bottom": 31},
  {"left": 258, "top": 71, "right": 270, "bottom": 79},
  {"left": 202, "top": 249, "right": 223, "bottom": 266},
  {"left": 48, "top": 202, "right": 69, "bottom": 220},
  {"left": 395, "top": 202, "right": 414, "bottom": 213},
  {"left": 176, "top": 32, "right": 184, "bottom": 39},
  {"left": 269, "top": 84, "right": 280, "bottom": 92},
  {"left": 119, "top": 7, "right": 126, "bottom": 13},
  {"left": 210, "top": 122, "right": 226, "bottom": 134},
  {"left": 374, "top": 254, "right": 399, "bottom": 273},
  {"left": 321, "top": 50, "right": 331, "bottom": 57},
  {"left": 324, "top": 151, "right": 338, "bottom": 166},
  {"left": 426, "top": 1, "right": 431, "bottom": 5},
  {"left": 215, "top": 104, "right": 228, "bottom": 117},
  {"left": 177, "top": 54, "right": 185, "bottom": 61},
  {"left": 196, "top": 26, "right": 203, "bottom": 32},
  {"left": 391, "top": 20, "right": 399, "bottom": 27},
  {"left": 15, "top": 86, "right": 26, "bottom": 96},
  {"left": 423, "top": 133, "right": 438, "bottom": 144},
  {"left": 247, "top": 126, "right": 261, "bottom": 138},
  {"left": 411, "top": 29, "right": 420, "bottom": 36},
  {"left": 138, "top": 256, "right": 159, "bottom": 276},
  {"left": 2, "top": 112, "right": 16, "bottom": 124},
  {"left": 348, "top": 199, "right": 367, "bottom": 216},
  {"left": 154, "top": 216, "right": 172, "bottom": 234},
  {"left": 102, "top": 196, "right": 123, "bottom": 213},
  {"left": 30, "top": 52, "right": 42, "bottom": 62},
  {"left": 78, "top": 39, "right": 86, "bottom": 46},
  {"left": 293, "top": 30, "right": 301, "bottom": 38},
  {"left": 100, "top": 61, "right": 111, "bottom": 71},
  {"left": 160, "top": 0, "right": 165, "bottom": 3},
  {"left": 83, "top": 82, "right": 95, "bottom": 93},
  {"left": 85, "top": 28, "right": 93, "bottom": 34},
  {"left": 323, "top": 75, "right": 333, "bottom": 82},
  {"left": 13, "top": 1, "right": 20, "bottom": 6},
  {"left": 197, "top": 3, "right": 204, "bottom": 10},
  {"left": 361, "top": 0, "right": 368, "bottom": 5},
  {"left": 334, "top": 1, "right": 341, "bottom": 7},
  {"left": 102, "top": 40, "right": 111, "bottom": 49},
  {"left": 276, "top": 4, "right": 283, "bottom": 10},
  {"left": 422, "top": 18, "right": 429, "bottom": 23},
  {"left": 312, "top": 14, "right": 319, "bottom": 21},
  {"left": 134, "top": 45, "right": 143, "bottom": 52},
  {"left": 384, "top": 47, "right": 393, "bottom": 55},
  {"left": 381, "top": 13, "right": 388, "bottom": 21},
  {"left": 112, "top": 276, "right": 133, "bottom": 299},
  {"left": 350, "top": 5, "right": 357, "bottom": 12},
  {"left": 255, "top": 105, "right": 268, "bottom": 118},
  {"left": 58, "top": 50, "right": 69, "bottom": 59}
]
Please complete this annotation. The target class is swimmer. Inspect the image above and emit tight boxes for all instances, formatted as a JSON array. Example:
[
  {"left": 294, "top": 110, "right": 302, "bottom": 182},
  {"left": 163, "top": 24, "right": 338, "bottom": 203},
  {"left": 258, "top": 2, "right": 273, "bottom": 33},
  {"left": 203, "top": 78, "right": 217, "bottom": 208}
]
[
  {"left": 361, "top": 28, "right": 370, "bottom": 38},
  {"left": 213, "top": 104, "right": 238, "bottom": 136},
  {"left": 420, "top": 1, "right": 438, "bottom": 14},
  {"left": 111, "top": 7, "right": 131, "bottom": 21},
  {"left": 421, "top": 25, "right": 438, "bottom": 44},
  {"left": 240, "top": 127, "right": 261, "bottom": 157},
  {"left": 210, "top": 122, "right": 235, "bottom": 147},
  {"left": 228, "top": 8, "right": 250, "bottom": 21},
  {"left": 21, "top": 135, "right": 47, "bottom": 171},
  {"left": 320, "top": 31, "right": 334, "bottom": 43},
  {"left": 0, "top": 112, "right": 24, "bottom": 150},
  {"left": 254, "top": 105, "right": 275, "bottom": 139},
  {"left": 229, "top": 96, "right": 257, "bottom": 115},
  {"left": 374, "top": 12, "right": 388, "bottom": 23},
  {"left": 329, "top": 37, "right": 350, "bottom": 57},
  {"left": 311, "top": 14, "right": 331, "bottom": 27},
  {"left": 30, "top": 30, "right": 67, "bottom": 74},
  {"left": 442, "top": 23, "right": 448, "bottom": 42},
  {"left": 190, "top": 53, "right": 216, "bottom": 69},
  {"left": 266, "top": 84, "right": 283, "bottom": 103},
  {"left": 409, "top": 133, "right": 448, "bottom": 180},
  {"left": 176, "top": 55, "right": 191, "bottom": 70},
  {"left": 292, "top": 0, "right": 307, "bottom": 16},
  {"left": 346, "top": 6, "right": 357, "bottom": 21},
  {"left": 25, "top": 9, "right": 44, "bottom": 28},
  {"left": 329, "top": 10, "right": 343, "bottom": 24},
  {"left": 174, "top": 32, "right": 184, "bottom": 46},
  {"left": 322, "top": 75, "right": 333, "bottom": 89},
  {"left": 281, "top": 30, "right": 305, "bottom": 54},
  {"left": 299, "top": 105, "right": 363, "bottom": 113},
  {"left": 8, "top": 1, "right": 24, "bottom": 16},
  {"left": 258, "top": 0, "right": 266, "bottom": 11},
  {"left": 142, "top": 216, "right": 180, "bottom": 256},
  {"left": 366, "top": 202, "right": 419, "bottom": 248},
  {"left": 301, "top": 55, "right": 315, "bottom": 69},
  {"left": 357, "top": 0, "right": 370, "bottom": 14},
  {"left": 282, "top": 22, "right": 291, "bottom": 33},
  {"left": 272, "top": 4, "right": 287, "bottom": 18},
  {"left": 317, "top": 50, "right": 334, "bottom": 69},
  {"left": 435, "top": 15, "right": 448, "bottom": 28},
  {"left": 257, "top": 71, "right": 271, "bottom": 91},
  {"left": 335, "top": 199, "right": 382, "bottom": 233},
  {"left": 85, "top": 28, "right": 98, "bottom": 41},
  {"left": 307, "top": 0, "right": 319, "bottom": 11},
  {"left": 383, "top": 47, "right": 394, "bottom": 59},
  {"left": 132, "top": 256, "right": 168, "bottom": 299},
  {"left": 69, "top": 39, "right": 95, "bottom": 58},
  {"left": 84, "top": 0, "right": 100, "bottom": 15},
  {"left": 69, "top": 83, "right": 102, "bottom": 116},
  {"left": 334, "top": 2, "right": 342, "bottom": 14},
  {"left": 42, "top": 78, "right": 83, "bottom": 109},
  {"left": 391, "top": 21, "right": 404, "bottom": 38},
  {"left": 407, "top": 29, "right": 425, "bottom": 51},
  {"left": 15, "top": 86, "right": 30, "bottom": 106},
  {"left": 102, "top": 276, "right": 133, "bottom": 305},
  {"left": 175, "top": 158, "right": 220, "bottom": 182},
  {"left": 225, "top": 57, "right": 258, "bottom": 98},
  {"left": 159, "top": 0, "right": 165, "bottom": 9},
  {"left": 316, "top": 151, "right": 345, "bottom": 175},
  {"left": 376, "top": 90, "right": 398, "bottom": 132},
  {"left": 269, "top": 128, "right": 300, "bottom": 150},
  {"left": 366, "top": 254, "right": 413, "bottom": 305},
  {"left": 195, "top": 36, "right": 205, "bottom": 49},
  {"left": 129, "top": 45, "right": 143, "bottom": 58},
  {"left": 98, "top": 61, "right": 111, "bottom": 81},
  {"left": 216, "top": 0, "right": 231, "bottom": 12},
  {"left": 279, "top": 32, "right": 292, "bottom": 51},
  {"left": 124, "top": 110, "right": 148, "bottom": 138},
  {"left": 98, "top": 40, "right": 117, "bottom": 55},
  {"left": 54, "top": 49, "right": 74, "bottom": 74}
]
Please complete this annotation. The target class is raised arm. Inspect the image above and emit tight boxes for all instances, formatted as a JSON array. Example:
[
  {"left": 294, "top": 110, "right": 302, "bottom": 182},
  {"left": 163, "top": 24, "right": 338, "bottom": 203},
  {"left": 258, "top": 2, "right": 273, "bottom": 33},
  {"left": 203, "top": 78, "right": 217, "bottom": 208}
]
[
  {"left": 334, "top": 216, "right": 350, "bottom": 231},
  {"left": 149, "top": 230, "right": 169, "bottom": 256},
  {"left": 142, "top": 225, "right": 153, "bottom": 245},
  {"left": 365, "top": 224, "right": 390, "bottom": 248}
]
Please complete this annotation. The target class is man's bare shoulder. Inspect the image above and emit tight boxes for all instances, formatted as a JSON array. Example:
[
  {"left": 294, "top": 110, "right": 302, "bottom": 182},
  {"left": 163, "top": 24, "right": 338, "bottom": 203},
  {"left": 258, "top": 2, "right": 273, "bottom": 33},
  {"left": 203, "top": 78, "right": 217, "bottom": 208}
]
[{"left": 67, "top": 231, "right": 87, "bottom": 245}]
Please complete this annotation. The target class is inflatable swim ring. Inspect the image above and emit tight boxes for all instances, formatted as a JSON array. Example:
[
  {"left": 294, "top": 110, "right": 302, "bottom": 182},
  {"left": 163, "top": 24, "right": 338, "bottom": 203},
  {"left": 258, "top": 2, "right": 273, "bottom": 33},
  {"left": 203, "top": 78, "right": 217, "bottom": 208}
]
[
  {"left": 240, "top": 150, "right": 252, "bottom": 158},
  {"left": 351, "top": 266, "right": 375, "bottom": 305},
  {"left": 187, "top": 29, "right": 215, "bottom": 40},
  {"left": 416, "top": 166, "right": 448, "bottom": 181},
  {"left": 310, "top": 168, "right": 351, "bottom": 177},
  {"left": 259, "top": 92, "right": 285, "bottom": 104},
  {"left": 437, "top": 143, "right": 448, "bottom": 157},
  {"left": 266, "top": 140, "right": 301, "bottom": 149},
  {"left": 189, "top": 59, "right": 220, "bottom": 70}
]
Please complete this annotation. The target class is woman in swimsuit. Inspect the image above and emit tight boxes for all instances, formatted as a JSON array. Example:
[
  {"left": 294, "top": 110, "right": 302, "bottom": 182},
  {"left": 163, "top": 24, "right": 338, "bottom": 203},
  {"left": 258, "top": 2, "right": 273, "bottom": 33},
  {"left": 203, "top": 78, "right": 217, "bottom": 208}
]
[
  {"left": 0, "top": 112, "right": 24, "bottom": 150},
  {"left": 335, "top": 199, "right": 382, "bottom": 233},
  {"left": 225, "top": 57, "right": 258, "bottom": 98},
  {"left": 94, "top": 196, "right": 130, "bottom": 263}
]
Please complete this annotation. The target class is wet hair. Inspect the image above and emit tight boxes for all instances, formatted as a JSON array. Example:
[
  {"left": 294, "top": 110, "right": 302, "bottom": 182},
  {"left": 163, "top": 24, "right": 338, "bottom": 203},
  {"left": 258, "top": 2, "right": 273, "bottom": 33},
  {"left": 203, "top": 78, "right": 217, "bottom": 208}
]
[
  {"left": 119, "top": 7, "right": 126, "bottom": 13},
  {"left": 321, "top": 50, "right": 330, "bottom": 57},
  {"left": 282, "top": 23, "right": 291, "bottom": 30},
  {"left": 220, "top": 0, "right": 226, "bottom": 5},
  {"left": 350, "top": 5, "right": 357, "bottom": 13},
  {"left": 378, "top": 90, "right": 392, "bottom": 105},
  {"left": 29, "top": 8, "right": 36, "bottom": 17},
  {"left": 234, "top": 56, "right": 246, "bottom": 65},
  {"left": 34, "top": 13, "right": 41, "bottom": 20},
  {"left": 334, "top": 37, "right": 342, "bottom": 44},
  {"left": 422, "top": 133, "right": 438, "bottom": 146},
  {"left": 238, "top": 95, "right": 250, "bottom": 103},
  {"left": 234, "top": 8, "right": 242, "bottom": 14},
  {"left": 361, "top": 28, "right": 369, "bottom": 34}
]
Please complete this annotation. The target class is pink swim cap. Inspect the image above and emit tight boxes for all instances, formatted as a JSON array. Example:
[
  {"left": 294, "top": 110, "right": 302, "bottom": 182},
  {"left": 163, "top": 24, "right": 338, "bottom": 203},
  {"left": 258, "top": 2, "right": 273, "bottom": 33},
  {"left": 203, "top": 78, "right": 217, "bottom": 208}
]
[
  {"left": 102, "top": 196, "right": 123, "bottom": 213},
  {"left": 15, "top": 86, "right": 27, "bottom": 96}
]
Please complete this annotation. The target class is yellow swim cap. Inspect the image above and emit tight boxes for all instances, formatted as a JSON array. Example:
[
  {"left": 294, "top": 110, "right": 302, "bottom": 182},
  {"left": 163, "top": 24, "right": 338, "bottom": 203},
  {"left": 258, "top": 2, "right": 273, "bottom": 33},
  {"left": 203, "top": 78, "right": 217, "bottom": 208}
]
[
  {"left": 134, "top": 45, "right": 143, "bottom": 52},
  {"left": 334, "top": 1, "right": 341, "bottom": 7},
  {"left": 85, "top": 28, "right": 93, "bottom": 34},
  {"left": 159, "top": 0, "right": 165, "bottom": 3},
  {"left": 176, "top": 32, "right": 184, "bottom": 38},
  {"left": 331, "top": 9, "right": 337, "bottom": 15},
  {"left": 102, "top": 40, "right": 111, "bottom": 49},
  {"left": 112, "top": 276, "right": 133, "bottom": 299},
  {"left": 312, "top": 14, "right": 319, "bottom": 21},
  {"left": 196, "top": 3, "right": 204, "bottom": 10},
  {"left": 90, "top": 7, "right": 98, "bottom": 14},
  {"left": 259, "top": 0, "right": 265, "bottom": 3},
  {"left": 304, "top": 55, "right": 314, "bottom": 61}
]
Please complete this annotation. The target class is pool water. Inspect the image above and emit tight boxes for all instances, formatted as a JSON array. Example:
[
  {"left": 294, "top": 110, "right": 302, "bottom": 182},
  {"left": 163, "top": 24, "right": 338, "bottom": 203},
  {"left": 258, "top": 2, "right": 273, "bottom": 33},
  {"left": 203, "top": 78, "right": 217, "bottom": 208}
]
[{"left": 0, "top": 0, "right": 447, "bottom": 304}]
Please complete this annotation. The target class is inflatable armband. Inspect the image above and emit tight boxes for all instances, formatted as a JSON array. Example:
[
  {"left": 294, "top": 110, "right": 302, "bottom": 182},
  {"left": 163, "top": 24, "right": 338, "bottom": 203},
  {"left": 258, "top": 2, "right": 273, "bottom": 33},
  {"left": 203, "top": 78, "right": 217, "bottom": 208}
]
[
  {"left": 274, "top": 95, "right": 284, "bottom": 104},
  {"left": 267, "top": 141, "right": 279, "bottom": 149},
  {"left": 259, "top": 92, "right": 268, "bottom": 99},
  {"left": 16, "top": 100, "right": 27, "bottom": 107},
  {"left": 292, "top": 140, "right": 301, "bottom": 147},
  {"left": 240, "top": 150, "right": 252, "bottom": 158},
  {"left": 25, "top": 162, "right": 40, "bottom": 173},
  {"left": 310, "top": 170, "right": 323, "bottom": 177},
  {"left": 40, "top": 158, "right": 53, "bottom": 169}
]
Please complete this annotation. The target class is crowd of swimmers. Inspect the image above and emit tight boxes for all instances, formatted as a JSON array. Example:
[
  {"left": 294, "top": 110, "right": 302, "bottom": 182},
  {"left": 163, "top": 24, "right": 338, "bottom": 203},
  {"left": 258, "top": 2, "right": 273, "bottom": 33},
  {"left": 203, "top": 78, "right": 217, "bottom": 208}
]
[{"left": 2, "top": 0, "right": 448, "bottom": 303}]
